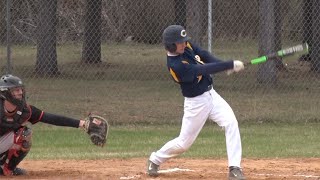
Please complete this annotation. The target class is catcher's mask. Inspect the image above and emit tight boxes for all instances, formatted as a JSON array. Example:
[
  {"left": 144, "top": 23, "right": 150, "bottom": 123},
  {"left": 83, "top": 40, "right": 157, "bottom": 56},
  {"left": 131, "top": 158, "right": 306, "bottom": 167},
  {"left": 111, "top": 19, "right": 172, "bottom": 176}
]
[
  {"left": 163, "top": 25, "right": 191, "bottom": 53},
  {"left": 0, "top": 74, "right": 26, "bottom": 107}
]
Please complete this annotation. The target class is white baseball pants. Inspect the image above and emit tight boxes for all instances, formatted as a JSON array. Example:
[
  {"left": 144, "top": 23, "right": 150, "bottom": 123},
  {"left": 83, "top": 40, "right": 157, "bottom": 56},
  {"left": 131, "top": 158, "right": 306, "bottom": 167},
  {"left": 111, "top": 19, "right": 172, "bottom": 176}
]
[{"left": 149, "top": 88, "right": 242, "bottom": 167}]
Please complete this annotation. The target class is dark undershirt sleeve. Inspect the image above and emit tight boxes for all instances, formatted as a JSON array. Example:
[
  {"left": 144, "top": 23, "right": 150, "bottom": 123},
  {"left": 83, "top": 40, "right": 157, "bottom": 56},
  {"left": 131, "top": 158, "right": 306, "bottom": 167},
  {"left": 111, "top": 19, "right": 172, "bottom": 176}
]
[
  {"left": 40, "top": 112, "right": 80, "bottom": 128},
  {"left": 194, "top": 60, "right": 234, "bottom": 75}
]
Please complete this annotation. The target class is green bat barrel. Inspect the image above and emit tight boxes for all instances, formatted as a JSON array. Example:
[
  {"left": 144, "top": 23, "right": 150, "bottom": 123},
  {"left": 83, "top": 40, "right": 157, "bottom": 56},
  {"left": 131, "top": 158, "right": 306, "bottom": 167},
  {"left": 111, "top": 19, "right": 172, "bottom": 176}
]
[{"left": 250, "top": 56, "right": 267, "bottom": 65}]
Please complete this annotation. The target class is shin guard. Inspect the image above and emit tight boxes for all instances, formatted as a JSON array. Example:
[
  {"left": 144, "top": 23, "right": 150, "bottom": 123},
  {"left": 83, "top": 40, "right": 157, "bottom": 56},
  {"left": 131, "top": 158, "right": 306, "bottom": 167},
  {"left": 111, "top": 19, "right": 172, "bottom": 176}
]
[{"left": 1, "top": 126, "right": 32, "bottom": 176}]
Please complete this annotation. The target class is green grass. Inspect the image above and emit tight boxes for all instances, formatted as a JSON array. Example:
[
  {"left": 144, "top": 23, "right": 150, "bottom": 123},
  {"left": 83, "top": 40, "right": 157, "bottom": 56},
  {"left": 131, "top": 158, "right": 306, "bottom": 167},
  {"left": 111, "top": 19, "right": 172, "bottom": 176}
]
[
  {"left": 20, "top": 76, "right": 319, "bottom": 125},
  {"left": 0, "top": 39, "right": 318, "bottom": 164},
  {"left": 27, "top": 122, "right": 320, "bottom": 160},
  {"left": 1, "top": 42, "right": 319, "bottom": 126}
]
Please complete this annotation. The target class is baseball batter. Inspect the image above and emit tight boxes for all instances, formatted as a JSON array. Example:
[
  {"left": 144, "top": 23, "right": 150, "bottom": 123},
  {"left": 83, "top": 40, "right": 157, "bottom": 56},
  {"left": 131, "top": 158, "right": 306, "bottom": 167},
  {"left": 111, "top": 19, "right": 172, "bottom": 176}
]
[
  {"left": 0, "top": 74, "right": 108, "bottom": 176},
  {"left": 147, "top": 25, "right": 246, "bottom": 180}
]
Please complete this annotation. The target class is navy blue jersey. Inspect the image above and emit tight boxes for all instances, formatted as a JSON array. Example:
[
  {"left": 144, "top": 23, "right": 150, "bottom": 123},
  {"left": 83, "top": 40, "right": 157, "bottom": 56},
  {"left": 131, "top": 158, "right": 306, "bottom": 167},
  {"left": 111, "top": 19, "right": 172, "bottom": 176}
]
[{"left": 167, "top": 42, "right": 234, "bottom": 97}]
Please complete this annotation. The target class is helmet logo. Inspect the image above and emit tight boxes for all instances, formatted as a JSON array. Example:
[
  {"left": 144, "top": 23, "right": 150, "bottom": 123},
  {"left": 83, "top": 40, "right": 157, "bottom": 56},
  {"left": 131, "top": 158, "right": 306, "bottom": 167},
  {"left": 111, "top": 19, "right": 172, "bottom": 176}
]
[
  {"left": 180, "top": 30, "right": 187, "bottom": 37},
  {"left": 18, "top": 80, "right": 22, "bottom": 85}
]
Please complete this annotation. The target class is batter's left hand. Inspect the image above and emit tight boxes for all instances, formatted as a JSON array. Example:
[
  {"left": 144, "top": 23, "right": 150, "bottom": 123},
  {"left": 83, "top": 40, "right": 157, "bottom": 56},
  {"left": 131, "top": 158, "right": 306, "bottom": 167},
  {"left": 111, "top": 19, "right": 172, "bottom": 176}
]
[
  {"left": 227, "top": 60, "right": 244, "bottom": 75},
  {"left": 233, "top": 60, "right": 245, "bottom": 72}
]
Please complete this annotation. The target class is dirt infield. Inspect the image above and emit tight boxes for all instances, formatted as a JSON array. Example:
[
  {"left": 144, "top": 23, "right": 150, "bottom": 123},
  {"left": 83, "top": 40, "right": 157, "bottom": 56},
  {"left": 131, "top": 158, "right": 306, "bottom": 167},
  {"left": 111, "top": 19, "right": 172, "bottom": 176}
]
[{"left": 4, "top": 158, "right": 320, "bottom": 180}]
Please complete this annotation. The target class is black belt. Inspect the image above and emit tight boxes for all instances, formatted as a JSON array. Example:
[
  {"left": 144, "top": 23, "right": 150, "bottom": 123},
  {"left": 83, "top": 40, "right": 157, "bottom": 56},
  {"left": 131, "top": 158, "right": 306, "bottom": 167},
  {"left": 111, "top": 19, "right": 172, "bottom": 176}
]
[{"left": 206, "top": 85, "right": 212, "bottom": 91}]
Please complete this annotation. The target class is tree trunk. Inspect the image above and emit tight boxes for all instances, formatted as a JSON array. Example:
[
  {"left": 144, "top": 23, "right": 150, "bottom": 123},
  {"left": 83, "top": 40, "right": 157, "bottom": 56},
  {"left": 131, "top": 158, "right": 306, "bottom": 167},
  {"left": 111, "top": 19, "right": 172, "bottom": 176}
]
[
  {"left": 174, "top": 0, "right": 186, "bottom": 27},
  {"left": 274, "top": 0, "right": 285, "bottom": 70},
  {"left": 0, "top": 0, "right": 6, "bottom": 43},
  {"left": 36, "top": 0, "right": 59, "bottom": 76},
  {"left": 311, "top": 0, "right": 320, "bottom": 72},
  {"left": 300, "top": 0, "right": 312, "bottom": 64},
  {"left": 186, "top": 0, "right": 206, "bottom": 45},
  {"left": 257, "top": 0, "right": 278, "bottom": 84},
  {"left": 82, "top": 0, "right": 102, "bottom": 64}
]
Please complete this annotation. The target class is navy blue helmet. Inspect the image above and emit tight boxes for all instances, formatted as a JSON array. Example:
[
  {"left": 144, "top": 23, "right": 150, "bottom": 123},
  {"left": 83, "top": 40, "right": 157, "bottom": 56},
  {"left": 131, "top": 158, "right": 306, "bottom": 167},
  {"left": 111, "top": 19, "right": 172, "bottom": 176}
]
[{"left": 163, "top": 25, "right": 190, "bottom": 52}]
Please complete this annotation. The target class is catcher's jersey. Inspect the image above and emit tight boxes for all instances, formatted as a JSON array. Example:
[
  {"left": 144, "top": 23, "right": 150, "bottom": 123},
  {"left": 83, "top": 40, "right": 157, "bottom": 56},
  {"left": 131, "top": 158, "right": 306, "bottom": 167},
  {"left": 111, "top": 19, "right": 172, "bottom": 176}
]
[
  {"left": 167, "top": 42, "right": 232, "bottom": 97},
  {"left": 0, "top": 105, "right": 43, "bottom": 136},
  {"left": 0, "top": 105, "right": 80, "bottom": 136}
]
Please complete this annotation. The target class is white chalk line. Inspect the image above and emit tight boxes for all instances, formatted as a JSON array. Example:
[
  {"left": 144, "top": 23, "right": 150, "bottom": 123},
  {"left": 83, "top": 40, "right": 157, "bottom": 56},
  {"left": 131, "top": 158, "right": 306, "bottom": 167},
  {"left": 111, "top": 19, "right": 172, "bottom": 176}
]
[
  {"left": 119, "top": 167, "right": 320, "bottom": 180},
  {"left": 158, "top": 167, "right": 195, "bottom": 173},
  {"left": 119, "top": 168, "right": 195, "bottom": 179},
  {"left": 119, "top": 175, "right": 141, "bottom": 180},
  {"left": 254, "top": 173, "right": 320, "bottom": 179}
]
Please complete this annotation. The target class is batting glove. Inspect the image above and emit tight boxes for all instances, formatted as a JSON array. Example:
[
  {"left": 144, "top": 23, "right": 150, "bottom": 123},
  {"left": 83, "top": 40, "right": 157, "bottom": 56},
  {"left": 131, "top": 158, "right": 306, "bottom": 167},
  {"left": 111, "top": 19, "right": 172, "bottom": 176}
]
[
  {"left": 227, "top": 60, "right": 245, "bottom": 75},
  {"left": 233, "top": 60, "right": 245, "bottom": 72}
]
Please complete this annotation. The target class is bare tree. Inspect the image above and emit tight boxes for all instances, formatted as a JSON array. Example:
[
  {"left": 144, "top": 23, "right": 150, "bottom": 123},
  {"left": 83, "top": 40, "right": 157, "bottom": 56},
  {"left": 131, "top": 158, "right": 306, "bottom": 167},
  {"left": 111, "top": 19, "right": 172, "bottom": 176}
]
[
  {"left": 274, "top": 0, "right": 285, "bottom": 70},
  {"left": 82, "top": 0, "right": 102, "bottom": 64},
  {"left": 300, "top": 0, "right": 320, "bottom": 72},
  {"left": 257, "top": 0, "right": 278, "bottom": 84},
  {"left": 0, "top": 0, "right": 7, "bottom": 44},
  {"left": 310, "top": 0, "right": 320, "bottom": 72},
  {"left": 299, "top": 0, "right": 312, "bottom": 66},
  {"left": 186, "top": 0, "right": 206, "bottom": 45},
  {"left": 36, "top": 0, "right": 59, "bottom": 76},
  {"left": 174, "top": 0, "right": 186, "bottom": 27}
]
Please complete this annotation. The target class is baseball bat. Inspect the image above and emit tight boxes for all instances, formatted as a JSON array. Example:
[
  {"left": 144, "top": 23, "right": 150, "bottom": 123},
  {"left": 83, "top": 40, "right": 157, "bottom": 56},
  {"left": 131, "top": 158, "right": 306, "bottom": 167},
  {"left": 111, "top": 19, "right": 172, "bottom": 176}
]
[{"left": 245, "top": 43, "right": 309, "bottom": 66}]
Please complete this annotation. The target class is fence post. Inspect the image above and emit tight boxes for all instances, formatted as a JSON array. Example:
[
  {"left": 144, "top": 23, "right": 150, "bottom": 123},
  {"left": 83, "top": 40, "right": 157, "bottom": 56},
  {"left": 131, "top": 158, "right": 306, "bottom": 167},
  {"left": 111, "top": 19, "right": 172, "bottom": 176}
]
[
  {"left": 6, "top": 0, "right": 12, "bottom": 74},
  {"left": 208, "top": 0, "right": 212, "bottom": 53}
]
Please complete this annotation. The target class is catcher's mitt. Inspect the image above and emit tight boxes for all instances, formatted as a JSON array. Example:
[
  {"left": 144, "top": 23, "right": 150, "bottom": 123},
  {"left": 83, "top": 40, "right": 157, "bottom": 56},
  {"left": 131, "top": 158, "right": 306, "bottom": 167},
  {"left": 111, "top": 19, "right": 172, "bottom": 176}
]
[{"left": 83, "top": 114, "right": 109, "bottom": 147}]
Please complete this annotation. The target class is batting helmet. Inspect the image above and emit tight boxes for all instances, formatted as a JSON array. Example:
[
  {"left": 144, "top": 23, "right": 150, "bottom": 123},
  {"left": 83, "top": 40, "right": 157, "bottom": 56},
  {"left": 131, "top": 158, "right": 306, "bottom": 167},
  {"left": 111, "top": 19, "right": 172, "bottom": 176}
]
[
  {"left": 0, "top": 74, "right": 26, "bottom": 107},
  {"left": 163, "top": 25, "right": 190, "bottom": 53}
]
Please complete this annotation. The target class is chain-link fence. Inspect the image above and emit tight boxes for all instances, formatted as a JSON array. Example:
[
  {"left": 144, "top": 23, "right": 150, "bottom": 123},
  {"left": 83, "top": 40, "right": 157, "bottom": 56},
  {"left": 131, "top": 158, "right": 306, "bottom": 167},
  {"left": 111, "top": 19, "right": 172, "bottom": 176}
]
[{"left": 0, "top": 0, "right": 319, "bottom": 124}]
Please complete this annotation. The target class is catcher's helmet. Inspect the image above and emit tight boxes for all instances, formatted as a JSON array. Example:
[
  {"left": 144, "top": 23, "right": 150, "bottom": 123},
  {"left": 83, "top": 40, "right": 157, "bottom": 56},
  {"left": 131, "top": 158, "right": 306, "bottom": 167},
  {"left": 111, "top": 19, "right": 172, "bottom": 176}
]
[
  {"left": 0, "top": 74, "right": 26, "bottom": 106},
  {"left": 163, "top": 25, "right": 190, "bottom": 53}
]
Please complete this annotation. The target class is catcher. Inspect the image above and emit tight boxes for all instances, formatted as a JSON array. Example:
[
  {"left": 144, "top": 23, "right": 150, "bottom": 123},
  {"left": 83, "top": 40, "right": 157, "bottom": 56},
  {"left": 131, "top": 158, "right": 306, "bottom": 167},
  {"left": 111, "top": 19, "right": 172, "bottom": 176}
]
[{"left": 0, "top": 74, "right": 109, "bottom": 176}]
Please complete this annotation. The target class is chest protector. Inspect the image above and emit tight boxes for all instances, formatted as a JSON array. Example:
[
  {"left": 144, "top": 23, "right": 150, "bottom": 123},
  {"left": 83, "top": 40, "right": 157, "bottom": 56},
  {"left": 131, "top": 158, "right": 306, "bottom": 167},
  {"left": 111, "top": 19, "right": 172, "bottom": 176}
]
[{"left": 0, "top": 98, "right": 31, "bottom": 136}]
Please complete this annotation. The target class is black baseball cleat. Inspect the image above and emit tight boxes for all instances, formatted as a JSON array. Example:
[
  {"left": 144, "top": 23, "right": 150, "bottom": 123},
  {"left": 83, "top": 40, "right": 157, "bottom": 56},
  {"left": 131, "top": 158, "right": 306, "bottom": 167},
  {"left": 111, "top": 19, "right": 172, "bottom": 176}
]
[
  {"left": 147, "top": 160, "right": 159, "bottom": 177},
  {"left": 0, "top": 167, "right": 27, "bottom": 176},
  {"left": 13, "top": 167, "right": 27, "bottom": 175},
  {"left": 228, "top": 166, "right": 246, "bottom": 180}
]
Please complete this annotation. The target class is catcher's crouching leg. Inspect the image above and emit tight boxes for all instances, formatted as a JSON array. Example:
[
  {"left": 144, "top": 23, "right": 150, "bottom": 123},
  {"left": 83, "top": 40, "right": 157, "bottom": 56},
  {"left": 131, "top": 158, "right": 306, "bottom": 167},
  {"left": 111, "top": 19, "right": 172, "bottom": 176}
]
[
  {"left": 0, "top": 126, "right": 32, "bottom": 176},
  {"left": 0, "top": 150, "right": 29, "bottom": 176}
]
